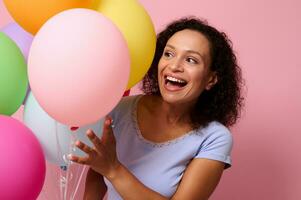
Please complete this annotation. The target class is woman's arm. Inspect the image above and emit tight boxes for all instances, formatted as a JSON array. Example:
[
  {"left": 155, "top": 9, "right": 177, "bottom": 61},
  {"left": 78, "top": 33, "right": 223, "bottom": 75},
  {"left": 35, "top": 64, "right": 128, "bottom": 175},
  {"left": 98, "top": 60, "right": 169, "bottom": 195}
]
[
  {"left": 106, "top": 163, "right": 168, "bottom": 200},
  {"left": 84, "top": 168, "right": 107, "bottom": 200},
  {"left": 106, "top": 159, "right": 224, "bottom": 200},
  {"left": 171, "top": 159, "right": 225, "bottom": 200}
]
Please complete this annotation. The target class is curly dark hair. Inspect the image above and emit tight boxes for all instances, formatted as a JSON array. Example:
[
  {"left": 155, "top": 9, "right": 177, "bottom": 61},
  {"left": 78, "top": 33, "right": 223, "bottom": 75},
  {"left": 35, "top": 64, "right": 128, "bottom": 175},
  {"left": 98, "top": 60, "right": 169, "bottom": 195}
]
[{"left": 142, "top": 17, "right": 244, "bottom": 128}]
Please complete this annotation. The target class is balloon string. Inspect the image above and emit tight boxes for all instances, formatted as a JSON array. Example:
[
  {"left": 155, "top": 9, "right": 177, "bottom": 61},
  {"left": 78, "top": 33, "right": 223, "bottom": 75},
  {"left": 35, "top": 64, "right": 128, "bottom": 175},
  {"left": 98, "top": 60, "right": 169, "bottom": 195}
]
[
  {"left": 69, "top": 162, "right": 81, "bottom": 200},
  {"left": 54, "top": 121, "right": 65, "bottom": 200},
  {"left": 65, "top": 129, "right": 78, "bottom": 199},
  {"left": 48, "top": 162, "right": 60, "bottom": 200},
  {"left": 64, "top": 168, "right": 69, "bottom": 200},
  {"left": 71, "top": 165, "right": 87, "bottom": 200}
]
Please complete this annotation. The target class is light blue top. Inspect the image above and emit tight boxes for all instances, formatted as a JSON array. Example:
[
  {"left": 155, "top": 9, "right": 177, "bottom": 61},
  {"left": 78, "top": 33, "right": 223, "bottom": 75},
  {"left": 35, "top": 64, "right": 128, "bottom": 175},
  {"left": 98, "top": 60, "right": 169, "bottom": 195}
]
[{"left": 104, "top": 95, "right": 233, "bottom": 199}]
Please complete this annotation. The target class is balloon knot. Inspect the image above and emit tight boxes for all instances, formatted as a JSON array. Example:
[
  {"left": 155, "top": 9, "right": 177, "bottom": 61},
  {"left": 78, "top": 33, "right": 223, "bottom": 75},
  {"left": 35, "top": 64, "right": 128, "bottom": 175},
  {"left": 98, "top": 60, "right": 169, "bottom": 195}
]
[
  {"left": 123, "top": 89, "right": 130, "bottom": 97},
  {"left": 70, "top": 126, "right": 79, "bottom": 131}
]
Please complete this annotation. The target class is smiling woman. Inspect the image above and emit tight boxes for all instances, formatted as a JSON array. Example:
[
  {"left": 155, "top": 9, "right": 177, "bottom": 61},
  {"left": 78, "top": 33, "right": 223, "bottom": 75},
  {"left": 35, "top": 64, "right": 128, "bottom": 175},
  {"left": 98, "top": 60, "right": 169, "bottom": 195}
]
[
  {"left": 157, "top": 29, "right": 216, "bottom": 106},
  {"left": 143, "top": 17, "right": 244, "bottom": 129},
  {"left": 69, "top": 17, "right": 244, "bottom": 200}
]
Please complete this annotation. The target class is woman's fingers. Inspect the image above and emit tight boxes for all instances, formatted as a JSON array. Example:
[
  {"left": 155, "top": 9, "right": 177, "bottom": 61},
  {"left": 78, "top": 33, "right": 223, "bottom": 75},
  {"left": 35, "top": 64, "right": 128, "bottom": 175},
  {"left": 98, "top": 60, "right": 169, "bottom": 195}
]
[
  {"left": 86, "top": 129, "right": 103, "bottom": 150},
  {"left": 101, "top": 116, "right": 115, "bottom": 144},
  {"left": 69, "top": 141, "right": 95, "bottom": 165},
  {"left": 75, "top": 140, "right": 94, "bottom": 154},
  {"left": 68, "top": 154, "right": 90, "bottom": 165}
]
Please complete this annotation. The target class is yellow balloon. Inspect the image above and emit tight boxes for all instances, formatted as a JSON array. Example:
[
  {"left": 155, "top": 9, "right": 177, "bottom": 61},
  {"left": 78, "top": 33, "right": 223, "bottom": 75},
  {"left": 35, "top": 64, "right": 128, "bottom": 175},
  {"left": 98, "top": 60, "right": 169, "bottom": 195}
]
[
  {"left": 4, "top": 0, "right": 99, "bottom": 35},
  {"left": 95, "top": 0, "right": 156, "bottom": 89}
]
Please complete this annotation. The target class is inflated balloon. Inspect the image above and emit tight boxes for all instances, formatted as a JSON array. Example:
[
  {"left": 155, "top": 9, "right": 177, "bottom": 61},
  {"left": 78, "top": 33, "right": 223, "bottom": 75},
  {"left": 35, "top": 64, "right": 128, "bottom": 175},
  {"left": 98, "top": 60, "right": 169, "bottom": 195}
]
[
  {"left": 0, "top": 32, "right": 28, "bottom": 115},
  {"left": 95, "top": 0, "right": 156, "bottom": 89},
  {"left": 1, "top": 22, "right": 33, "bottom": 60},
  {"left": 3, "top": 0, "right": 98, "bottom": 34},
  {"left": 0, "top": 115, "right": 46, "bottom": 200},
  {"left": 24, "top": 93, "right": 104, "bottom": 166},
  {"left": 28, "top": 9, "right": 130, "bottom": 127},
  {"left": 2, "top": 23, "right": 33, "bottom": 104}
]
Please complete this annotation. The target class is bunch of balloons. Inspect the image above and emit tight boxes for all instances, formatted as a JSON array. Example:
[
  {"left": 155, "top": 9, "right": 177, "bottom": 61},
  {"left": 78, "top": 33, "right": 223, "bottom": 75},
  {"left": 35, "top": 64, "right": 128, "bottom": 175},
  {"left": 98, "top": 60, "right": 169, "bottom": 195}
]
[
  {"left": 4, "top": 0, "right": 156, "bottom": 127},
  {"left": 0, "top": 0, "right": 156, "bottom": 199}
]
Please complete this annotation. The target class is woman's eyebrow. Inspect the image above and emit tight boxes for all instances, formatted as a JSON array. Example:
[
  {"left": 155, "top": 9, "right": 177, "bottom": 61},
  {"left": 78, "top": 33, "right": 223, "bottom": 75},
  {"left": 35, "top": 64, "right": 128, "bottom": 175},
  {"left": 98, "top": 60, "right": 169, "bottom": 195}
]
[
  {"left": 187, "top": 50, "right": 204, "bottom": 59},
  {"left": 165, "top": 44, "right": 175, "bottom": 49}
]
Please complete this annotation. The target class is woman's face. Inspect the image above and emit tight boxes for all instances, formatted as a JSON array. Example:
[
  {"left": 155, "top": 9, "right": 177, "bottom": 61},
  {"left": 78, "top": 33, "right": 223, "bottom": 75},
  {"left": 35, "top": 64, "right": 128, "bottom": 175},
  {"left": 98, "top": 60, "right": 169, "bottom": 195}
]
[{"left": 158, "top": 29, "right": 217, "bottom": 105}]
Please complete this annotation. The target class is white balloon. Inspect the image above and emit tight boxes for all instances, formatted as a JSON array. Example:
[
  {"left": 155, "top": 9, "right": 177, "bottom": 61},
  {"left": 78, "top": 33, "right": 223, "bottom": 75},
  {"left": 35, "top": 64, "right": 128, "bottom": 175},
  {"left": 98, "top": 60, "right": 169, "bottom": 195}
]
[{"left": 23, "top": 93, "right": 103, "bottom": 166}]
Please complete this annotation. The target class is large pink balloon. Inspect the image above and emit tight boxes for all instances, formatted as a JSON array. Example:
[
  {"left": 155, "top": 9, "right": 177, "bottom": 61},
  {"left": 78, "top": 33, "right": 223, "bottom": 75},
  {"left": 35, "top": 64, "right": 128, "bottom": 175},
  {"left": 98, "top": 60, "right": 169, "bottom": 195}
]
[
  {"left": 0, "top": 115, "right": 46, "bottom": 200},
  {"left": 28, "top": 8, "right": 130, "bottom": 127}
]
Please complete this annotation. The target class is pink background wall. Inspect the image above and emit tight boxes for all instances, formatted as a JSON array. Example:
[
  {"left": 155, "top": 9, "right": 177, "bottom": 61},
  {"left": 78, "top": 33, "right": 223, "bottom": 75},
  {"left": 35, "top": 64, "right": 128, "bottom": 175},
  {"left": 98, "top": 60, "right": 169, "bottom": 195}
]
[{"left": 2, "top": 0, "right": 300, "bottom": 199}]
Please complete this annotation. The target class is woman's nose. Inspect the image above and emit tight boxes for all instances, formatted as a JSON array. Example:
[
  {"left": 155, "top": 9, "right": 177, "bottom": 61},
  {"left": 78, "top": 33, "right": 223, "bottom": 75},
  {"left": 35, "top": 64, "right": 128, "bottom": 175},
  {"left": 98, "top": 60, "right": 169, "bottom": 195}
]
[{"left": 169, "top": 58, "right": 184, "bottom": 72}]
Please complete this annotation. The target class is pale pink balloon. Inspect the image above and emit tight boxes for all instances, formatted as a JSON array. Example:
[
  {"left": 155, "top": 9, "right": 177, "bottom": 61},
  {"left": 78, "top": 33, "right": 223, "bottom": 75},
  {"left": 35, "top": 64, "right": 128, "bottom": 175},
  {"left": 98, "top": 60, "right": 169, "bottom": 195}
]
[
  {"left": 28, "top": 9, "right": 130, "bottom": 127},
  {"left": 0, "top": 115, "right": 46, "bottom": 200}
]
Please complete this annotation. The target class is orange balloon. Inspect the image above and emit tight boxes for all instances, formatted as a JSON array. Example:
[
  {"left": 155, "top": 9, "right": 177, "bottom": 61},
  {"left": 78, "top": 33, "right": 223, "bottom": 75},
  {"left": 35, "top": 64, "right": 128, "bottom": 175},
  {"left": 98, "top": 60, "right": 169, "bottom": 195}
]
[{"left": 4, "top": 0, "right": 99, "bottom": 34}]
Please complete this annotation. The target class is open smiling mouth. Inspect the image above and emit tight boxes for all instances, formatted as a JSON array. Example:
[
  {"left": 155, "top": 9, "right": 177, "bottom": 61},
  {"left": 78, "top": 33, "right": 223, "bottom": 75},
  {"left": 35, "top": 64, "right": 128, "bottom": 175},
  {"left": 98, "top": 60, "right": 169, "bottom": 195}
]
[{"left": 164, "top": 75, "right": 188, "bottom": 91}]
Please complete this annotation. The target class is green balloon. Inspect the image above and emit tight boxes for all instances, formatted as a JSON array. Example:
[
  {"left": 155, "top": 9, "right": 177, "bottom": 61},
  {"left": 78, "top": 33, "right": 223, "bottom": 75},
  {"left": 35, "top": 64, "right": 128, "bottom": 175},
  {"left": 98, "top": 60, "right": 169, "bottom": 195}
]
[{"left": 0, "top": 32, "right": 28, "bottom": 115}]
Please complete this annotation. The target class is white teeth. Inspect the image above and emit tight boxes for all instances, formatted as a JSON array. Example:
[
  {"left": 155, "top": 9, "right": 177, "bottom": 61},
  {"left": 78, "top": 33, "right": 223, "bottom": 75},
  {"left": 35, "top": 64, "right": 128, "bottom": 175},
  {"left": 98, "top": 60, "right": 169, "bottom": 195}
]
[{"left": 166, "top": 76, "right": 186, "bottom": 83}]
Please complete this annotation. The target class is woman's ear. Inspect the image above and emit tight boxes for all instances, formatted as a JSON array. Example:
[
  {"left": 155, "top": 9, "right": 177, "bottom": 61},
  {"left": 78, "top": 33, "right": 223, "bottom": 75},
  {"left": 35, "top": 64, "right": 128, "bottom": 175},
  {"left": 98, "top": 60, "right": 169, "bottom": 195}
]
[{"left": 205, "top": 72, "right": 218, "bottom": 90}]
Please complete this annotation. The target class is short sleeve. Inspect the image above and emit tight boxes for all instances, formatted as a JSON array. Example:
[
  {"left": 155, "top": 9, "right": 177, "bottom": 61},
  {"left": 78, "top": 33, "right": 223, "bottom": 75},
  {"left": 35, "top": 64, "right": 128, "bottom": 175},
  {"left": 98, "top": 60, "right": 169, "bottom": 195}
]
[
  {"left": 107, "top": 95, "right": 141, "bottom": 139},
  {"left": 108, "top": 95, "right": 140, "bottom": 122},
  {"left": 194, "top": 123, "right": 233, "bottom": 169}
]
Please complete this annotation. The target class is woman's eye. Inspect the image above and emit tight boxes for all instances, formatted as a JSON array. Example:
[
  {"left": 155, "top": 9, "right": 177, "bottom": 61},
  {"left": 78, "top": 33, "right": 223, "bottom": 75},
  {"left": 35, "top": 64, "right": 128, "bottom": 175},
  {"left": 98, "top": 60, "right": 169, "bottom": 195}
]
[
  {"left": 186, "top": 57, "right": 198, "bottom": 64},
  {"left": 163, "top": 51, "right": 173, "bottom": 58}
]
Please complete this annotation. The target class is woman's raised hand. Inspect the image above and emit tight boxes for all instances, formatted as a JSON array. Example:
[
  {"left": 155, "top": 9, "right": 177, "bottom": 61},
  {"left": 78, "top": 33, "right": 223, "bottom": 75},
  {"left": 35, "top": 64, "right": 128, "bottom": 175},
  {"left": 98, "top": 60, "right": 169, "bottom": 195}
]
[{"left": 69, "top": 116, "right": 121, "bottom": 179}]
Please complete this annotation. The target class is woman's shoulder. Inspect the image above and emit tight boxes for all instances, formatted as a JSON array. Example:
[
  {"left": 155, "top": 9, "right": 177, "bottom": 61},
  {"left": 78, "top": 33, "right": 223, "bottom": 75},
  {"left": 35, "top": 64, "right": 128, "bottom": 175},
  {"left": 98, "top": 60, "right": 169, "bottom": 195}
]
[
  {"left": 109, "top": 94, "right": 143, "bottom": 120},
  {"left": 196, "top": 121, "right": 232, "bottom": 143},
  {"left": 203, "top": 121, "right": 231, "bottom": 134},
  {"left": 119, "top": 94, "right": 142, "bottom": 107}
]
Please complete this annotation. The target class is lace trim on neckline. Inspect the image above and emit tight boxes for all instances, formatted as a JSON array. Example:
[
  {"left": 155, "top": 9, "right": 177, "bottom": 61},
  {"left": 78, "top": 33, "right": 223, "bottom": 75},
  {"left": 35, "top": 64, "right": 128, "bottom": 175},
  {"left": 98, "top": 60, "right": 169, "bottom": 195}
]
[{"left": 131, "top": 95, "right": 199, "bottom": 148}]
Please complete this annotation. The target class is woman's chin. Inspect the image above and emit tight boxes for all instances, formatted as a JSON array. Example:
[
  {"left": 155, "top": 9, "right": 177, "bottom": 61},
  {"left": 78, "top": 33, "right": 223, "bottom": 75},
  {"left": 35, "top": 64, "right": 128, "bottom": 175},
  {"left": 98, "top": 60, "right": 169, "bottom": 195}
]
[{"left": 161, "top": 93, "right": 185, "bottom": 105}]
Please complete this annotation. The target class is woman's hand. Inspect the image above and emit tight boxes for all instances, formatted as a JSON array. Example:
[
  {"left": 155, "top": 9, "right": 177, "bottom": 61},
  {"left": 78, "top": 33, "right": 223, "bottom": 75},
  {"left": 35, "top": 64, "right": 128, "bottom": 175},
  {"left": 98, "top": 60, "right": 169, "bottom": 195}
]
[
  {"left": 68, "top": 116, "right": 121, "bottom": 179},
  {"left": 70, "top": 117, "right": 169, "bottom": 200}
]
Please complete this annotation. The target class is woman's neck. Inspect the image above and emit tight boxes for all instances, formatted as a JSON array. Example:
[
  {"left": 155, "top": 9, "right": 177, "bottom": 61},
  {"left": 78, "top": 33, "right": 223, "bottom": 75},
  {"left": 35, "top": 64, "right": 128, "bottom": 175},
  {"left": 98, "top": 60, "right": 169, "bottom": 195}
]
[{"left": 148, "top": 95, "right": 194, "bottom": 126}]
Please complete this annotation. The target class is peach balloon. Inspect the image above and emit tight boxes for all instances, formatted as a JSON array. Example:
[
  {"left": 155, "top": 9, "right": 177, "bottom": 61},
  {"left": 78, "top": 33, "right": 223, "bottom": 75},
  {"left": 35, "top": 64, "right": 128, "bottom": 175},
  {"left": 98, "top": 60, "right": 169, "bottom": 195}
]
[
  {"left": 28, "top": 8, "right": 130, "bottom": 127},
  {"left": 3, "top": 0, "right": 98, "bottom": 34}
]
